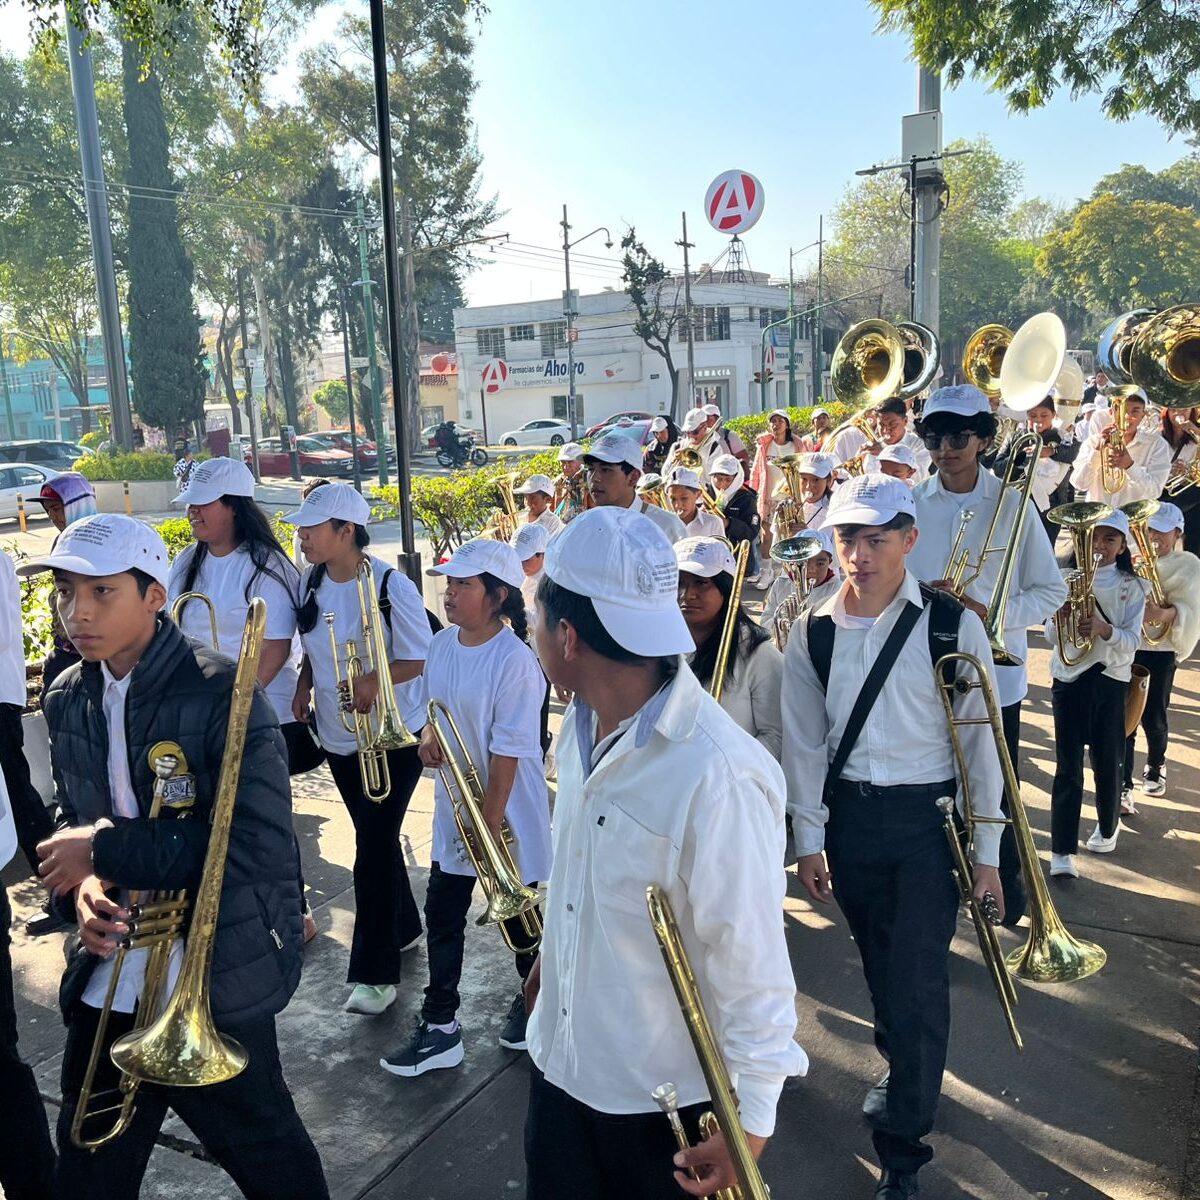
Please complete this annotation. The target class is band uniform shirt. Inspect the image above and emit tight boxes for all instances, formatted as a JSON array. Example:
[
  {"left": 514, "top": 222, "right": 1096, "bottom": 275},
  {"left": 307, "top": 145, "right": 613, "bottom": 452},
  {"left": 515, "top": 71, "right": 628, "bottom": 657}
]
[
  {"left": 762, "top": 571, "right": 840, "bottom": 628},
  {"left": 823, "top": 425, "right": 868, "bottom": 471},
  {"left": 529, "top": 508, "right": 564, "bottom": 538},
  {"left": 169, "top": 543, "right": 301, "bottom": 726},
  {"left": 681, "top": 508, "right": 725, "bottom": 540},
  {"left": 1043, "top": 563, "right": 1147, "bottom": 683},
  {"left": 781, "top": 570, "right": 1005, "bottom": 867},
  {"left": 907, "top": 468, "right": 1068, "bottom": 706},
  {"left": 688, "top": 628, "right": 784, "bottom": 761},
  {"left": 1070, "top": 425, "right": 1173, "bottom": 506},
  {"left": 520, "top": 567, "right": 543, "bottom": 630},
  {"left": 421, "top": 625, "right": 551, "bottom": 883},
  {"left": 618, "top": 493, "right": 687, "bottom": 544},
  {"left": 862, "top": 431, "right": 932, "bottom": 480},
  {"left": 0, "top": 550, "right": 26, "bottom": 707},
  {"left": 82, "top": 663, "right": 184, "bottom": 1013},
  {"left": 298, "top": 554, "right": 431, "bottom": 756},
  {"left": 526, "top": 665, "right": 806, "bottom": 1138}
]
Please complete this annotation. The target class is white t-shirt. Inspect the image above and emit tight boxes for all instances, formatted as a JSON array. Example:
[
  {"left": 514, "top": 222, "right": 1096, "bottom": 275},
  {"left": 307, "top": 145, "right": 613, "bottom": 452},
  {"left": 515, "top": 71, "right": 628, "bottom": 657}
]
[
  {"left": 421, "top": 625, "right": 551, "bottom": 883},
  {"left": 298, "top": 555, "right": 432, "bottom": 755},
  {"left": 0, "top": 551, "right": 25, "bottom": 707},
  {"left": 168, "top": 543, "right": 300, "bottom": 725},
  {"left": 681, "top": 508, "right": 725, "bottom": 539},
  {"left": 521, "top": 568, "right": 543, "bottom": 629}
]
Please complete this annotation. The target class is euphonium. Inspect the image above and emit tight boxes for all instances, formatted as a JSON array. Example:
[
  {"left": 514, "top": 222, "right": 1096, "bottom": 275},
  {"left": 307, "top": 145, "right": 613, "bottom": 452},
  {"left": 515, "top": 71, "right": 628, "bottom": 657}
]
[
  {"left": 1128, "top": 303, "right": 1200, "bottom": 410},
  {"left": 768, "top": 533, "right": 824, "bottom": 651},
  {"left": 770, "top": 453, "right": 808, "bottom": 541},
  {"left": 709, "top": 540, "right": 750, "bottom": 703},
  {"left": 1100, "top": 390, "right": 1135, "bottom": 494},
  {"left": 170, "top": 591, "right": 219, "bottom": 649},
  {"left": 426, "top": 699, "right": 541, "bottom": 951},
  {"left": 483, "top": 472, "right": 522, "bottom": 540},
  {"left": 637, "top": 473, "right": 668, "bottom": 509},
  {"left": 1121, "top": 498, "right": 1174, "bottom": 645},
  {"left": 107, "top": 600, "right": 271, "bottom": 1095},
  {"left": 1048, "top": 501, "right": 1115, "bottom": 667},
  {"left": 647, "top": 886, "right": 770, "bottom": 1200}
]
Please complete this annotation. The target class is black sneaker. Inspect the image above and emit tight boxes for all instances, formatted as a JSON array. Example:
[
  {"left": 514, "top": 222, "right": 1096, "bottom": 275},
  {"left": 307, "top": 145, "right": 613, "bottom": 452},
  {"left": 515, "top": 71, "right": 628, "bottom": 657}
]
[
  {"left": 380, "top": 1019, "right": 464, "bottom": 1078},
  {"left": 498, "top": 992, "right": 528, "bottom": 1051},
  {"left": 25, "top": 903, "right": 71, "bottom": 937},
  {"left": 1141, "top": 764, "right": 1166, "bottom": 797}
]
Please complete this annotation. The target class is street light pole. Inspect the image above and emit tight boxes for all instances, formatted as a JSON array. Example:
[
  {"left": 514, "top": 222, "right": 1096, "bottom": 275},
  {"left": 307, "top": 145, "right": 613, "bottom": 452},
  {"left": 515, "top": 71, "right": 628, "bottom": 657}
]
[
  {"left": 560, "top": 205, "right": 613, "bottom": 440},
  {"left": 815, "top": 215, "right": 824, "bottom": 405},
  {"left": 354, "top": 197, "right": 389, "bottom": 486},
  {"left": 236, "top": 268, "right": 261, "bottom": 482},
  {"left": 676, "top": 212, "right": 697, "bottom": 411},
  {"left": 0, "top": 334, "right": 16, "bottom": 440},
  {"left": 338, "top": 285, "right": 364, "bottom": 494}
]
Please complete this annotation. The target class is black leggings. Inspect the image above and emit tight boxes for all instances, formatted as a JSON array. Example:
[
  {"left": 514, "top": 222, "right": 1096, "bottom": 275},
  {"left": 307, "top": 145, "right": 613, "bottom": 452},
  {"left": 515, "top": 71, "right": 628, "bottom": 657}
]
[{"left": 1123, "top": 648, "right": 1177, "bottom": 785}]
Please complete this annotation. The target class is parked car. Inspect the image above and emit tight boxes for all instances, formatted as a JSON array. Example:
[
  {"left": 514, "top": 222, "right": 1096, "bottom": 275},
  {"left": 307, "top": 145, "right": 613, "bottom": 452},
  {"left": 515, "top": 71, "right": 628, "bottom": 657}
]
[
  {"left": 320, "top": 429, "right": 397, "bottom": 464},
  {"left": 584, "top": 411, "right": 655, "bottom": 438},
  {"left": 0, "top": 439, "right": 85, "bottom": 470},
  {"left": 254, "top": 436, "right": 355, "bottom": 478},
  {"left": 496, "top": 419, "right": 573, "bottom": 448},
  {"left": 0, "top": 463, "right": 58, "bottom": 521}
]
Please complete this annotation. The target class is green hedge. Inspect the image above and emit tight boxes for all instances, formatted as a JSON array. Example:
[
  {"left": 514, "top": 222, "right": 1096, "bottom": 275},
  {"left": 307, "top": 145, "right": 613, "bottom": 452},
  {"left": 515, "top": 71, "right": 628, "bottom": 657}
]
[
  {"left": 75, "top": 451, "right": 177, "bottom": 481},
  {"left": 724, "top": 402, "right": 853, "bottom": 447}
]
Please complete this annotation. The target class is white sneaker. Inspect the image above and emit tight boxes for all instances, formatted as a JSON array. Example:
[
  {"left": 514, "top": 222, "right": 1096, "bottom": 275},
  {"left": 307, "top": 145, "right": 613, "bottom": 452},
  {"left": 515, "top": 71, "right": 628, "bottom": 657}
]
[
  {"left": 1140, "top": 765, "right": 1166, "bottom": 797},
  {"left": 345, "top": 983, "right": 397, "bottom": 1015},
  {"left": 1120, "top": 788, "right": 1138, "bottom": 816},
  {"left": 1085, "top": 825, "right": 1120, "bottom": 854},
  {"left": 1050, "top": 853, "right": 1079, "bottom": 878},
  {"left": 400, "top": 932, "right": 424, "bottom": 953}
]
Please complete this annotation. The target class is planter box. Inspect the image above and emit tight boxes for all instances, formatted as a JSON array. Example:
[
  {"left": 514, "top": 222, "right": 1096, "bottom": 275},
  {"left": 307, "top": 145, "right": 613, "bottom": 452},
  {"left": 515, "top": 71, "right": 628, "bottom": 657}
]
[{"left": 93, "top": 479, "right": 177, "bottom": 514}]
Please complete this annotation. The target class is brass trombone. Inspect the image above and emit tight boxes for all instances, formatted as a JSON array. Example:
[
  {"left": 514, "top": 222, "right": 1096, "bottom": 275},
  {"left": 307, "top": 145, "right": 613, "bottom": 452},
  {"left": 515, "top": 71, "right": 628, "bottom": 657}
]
[
  {"left": 426, "top": 699, "right": 542, "bottom": 951},
  {"left": 709, "top": 539, "right": 750, "bottom": 703},
  {"left": 170, "top": 590, "right": 219, "bottom": 649},
  {"left": 647, "top": 885, "right": 770, "bottom": 1200},
  {"left": 1049, "top": 501, "right": 1114, "bottom": 667},
  {"left": 1122, "top": 498, "right": 1174, "bottom": 645}
]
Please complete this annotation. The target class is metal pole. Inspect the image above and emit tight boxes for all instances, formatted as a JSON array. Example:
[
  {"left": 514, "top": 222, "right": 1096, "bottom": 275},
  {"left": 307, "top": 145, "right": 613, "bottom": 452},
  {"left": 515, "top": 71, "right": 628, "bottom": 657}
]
[
  {"left": 355, "top": 197, "right": 389, "bottom": 486},
  {"left": 369, "top": 0, "right": 420, "bottom": 582},
  {"left": 787, "top": 249, "right": 796, "bottom": 408},
  {"left": 65, "top": 19, "right": 133, "bottom": 449},
  {"left": 909, "top": 157, "right": 918, "bottom": 321},
  {"left": 814, "top": 215, "right": 824, "bottom": 404},
  {"left": 677, "top": 211, "right": 696, "bottom": 412},
  {"left": 0, "top": 335, "right": 16, "bottom": 440},
  {"left": 339, "top": 286, "right": 363, "bottom": 494},
  {"left": 914, "top": 67, "right": 942, "bottom": 335},
  {"left": 236, "top": 268, "right": 261, "bottom": 482},
  {"left": 561, "top": 204, "right": 579, "bottom": 439}
]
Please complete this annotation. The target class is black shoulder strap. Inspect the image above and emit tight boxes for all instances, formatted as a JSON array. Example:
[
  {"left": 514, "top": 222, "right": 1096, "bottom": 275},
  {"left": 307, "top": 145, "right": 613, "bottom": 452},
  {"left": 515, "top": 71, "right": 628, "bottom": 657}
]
[
  {"left": 378, "top": 566, "right": 394, "bottom": 628},
  {"left": 919, "top": 581, "right": 964, "bottom": 684},
  {"left": 807, "top": 610, "right": 835, "bottom": 692}
]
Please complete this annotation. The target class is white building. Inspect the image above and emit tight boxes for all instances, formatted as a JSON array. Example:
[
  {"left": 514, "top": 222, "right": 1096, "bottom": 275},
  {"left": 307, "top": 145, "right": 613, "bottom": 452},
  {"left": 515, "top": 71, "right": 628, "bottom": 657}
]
[{"left": 452, "top": 280, "right": 817, "bottom": 436}]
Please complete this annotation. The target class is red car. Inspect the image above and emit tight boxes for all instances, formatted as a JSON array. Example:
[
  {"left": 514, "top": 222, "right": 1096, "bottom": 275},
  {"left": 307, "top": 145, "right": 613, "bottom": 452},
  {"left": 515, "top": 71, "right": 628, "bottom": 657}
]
[
  {"left": 319, "top": 429, "right": 397, "bottom": 465},
  {"left": 253, "top": 436, "right": 355, "bottom": 477},
  {"left": 585, "top": 410, "right": 655, "bottom": 438}
]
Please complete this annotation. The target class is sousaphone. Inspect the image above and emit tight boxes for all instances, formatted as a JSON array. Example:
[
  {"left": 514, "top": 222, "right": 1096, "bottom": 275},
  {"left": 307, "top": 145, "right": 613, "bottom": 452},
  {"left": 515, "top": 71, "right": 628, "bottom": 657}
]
[{"left": 999, "top": 312, "right": 1067, "bottom": 413}]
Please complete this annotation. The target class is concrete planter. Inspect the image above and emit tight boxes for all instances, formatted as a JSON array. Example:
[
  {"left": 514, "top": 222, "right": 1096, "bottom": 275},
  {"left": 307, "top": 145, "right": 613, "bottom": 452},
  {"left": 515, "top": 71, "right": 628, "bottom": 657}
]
[{"left": 92, "top": 479, "right": 176, "bottom": 514}]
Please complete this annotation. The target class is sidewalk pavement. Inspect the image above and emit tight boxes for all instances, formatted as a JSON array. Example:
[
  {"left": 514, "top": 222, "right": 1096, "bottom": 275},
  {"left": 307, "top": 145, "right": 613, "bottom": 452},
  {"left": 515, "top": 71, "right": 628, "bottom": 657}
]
[{"left": 4, "top": 629, "right": 1199, "bottom": 1199}]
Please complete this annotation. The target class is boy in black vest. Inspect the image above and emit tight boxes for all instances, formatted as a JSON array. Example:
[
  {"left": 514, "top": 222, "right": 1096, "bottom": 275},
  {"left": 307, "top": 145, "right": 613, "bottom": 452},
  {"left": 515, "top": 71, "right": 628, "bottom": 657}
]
[
  {"left": 781, "top": 474, "right": 1005, "bottom": 1199},
  {"left": 21, "top": 514, "right": 328, "bottom": 1200}
]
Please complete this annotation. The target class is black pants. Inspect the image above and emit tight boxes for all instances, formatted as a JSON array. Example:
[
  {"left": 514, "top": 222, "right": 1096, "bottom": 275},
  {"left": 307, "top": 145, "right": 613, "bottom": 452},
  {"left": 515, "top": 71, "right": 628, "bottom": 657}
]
[
  {"left": 825, "top": 781, "right": 960, "bottom": 1175},
  {"left": 0, "top": 702, "right": 52, "bottom": 876},
  {"left": 327, "top": 744, "right": 423, "bottom": 985},
  {"left": 998, "top": 702, "right": 1027, "bottom": 927},
  {"left": 1123, "top": 649, "right": 1177, "bottom": 786},
  {"left": 1050, "top": 666, "right": 1126, "bottom": 854},
  {"left": 422, "top": 861, "right": 539, "bottom": 1025},
  {"left": 55, "top": 1002, "right": 328, "bottom": 1200},
  {"left": 525, "top": 1065, "right": 706, "bottom": 1200},
  {"left": 0, "top": 886, "right": 55, "bottom": 1199}
]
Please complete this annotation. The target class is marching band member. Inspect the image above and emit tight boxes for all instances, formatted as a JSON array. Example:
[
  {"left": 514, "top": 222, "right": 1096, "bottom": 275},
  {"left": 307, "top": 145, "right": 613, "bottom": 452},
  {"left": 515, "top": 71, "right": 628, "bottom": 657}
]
[
  {"left": 701, "top": 402, "right": 750, "bottom": 471},
  {"left": 761, "top": 527, "right": 840, "bottom": 628},
  {"left": 876, "top": 442, "right": 919, "bottom": 484},
  {"left": 789, "top": 452, "right": 837, "bottom": 529},
  {"left": 525, "top": 507, "right": 806, "bottom": 1198},
  {"left": 670, "top": 408, "right": 720, "bottom": 479},
  {"left": 708, "top": 452, "right": 761, "bottom": 553},
  {"left": 1045, "top": 510, "right": 1145, "bottom": 876},
  {"left": 582, "top": 432, "right": 686, "bottom": 543},
  {"left": 810, "top": 406, "right": 833, "bottom": 449},
  {"left": 751, "top": 410, "right": 810, "bottom": 573},
  {"left": 676, "top": 535, "right": 783, "bottom": 760},
  {"left": 1121, "top": 502, "right": 1200, "bottom": 809},
  {"left": 667, "top": 466, "right": 725, "bottom": 539},
  {"left": 514, "top": 474, "right": 565, "bottom": 538},
  {"left": 288, "top": 484, "right": 430, "bottom": 1016},
  {"left": 1009, "top": 397, "right": 1078, "bottom": 542},
  {"left": 553, "top": 443, "right": 590, "bottom": 524},
  {"left": 782, "top": 474, "right": 1005, "bottom": 1200},
  {"left": 23, "top": 515, "right": 328, "bottom": 1198},
  {"left": 291, "top": 478, "right": 331, "bottom": 568},
  {"left": 642, "top": 415, "right": 680, "bottom": 475},
  {"left": 907, "top": 384, "right": 1067, "bottom": 924},
  {"left": 382, "top": 539, "right": 549, "bottom": 1076},
  {"left": 859, "top": 397, "right": 931, "bottom": 479},
  {"left": 1070, "top": 388, "right": 1172, "bottom": 507},
  {"left": 1160, "top": 408, "right": 1200, "bottom": 552},
  {"left": 511, "top": 523, "right": 549, "bottom": 626}
]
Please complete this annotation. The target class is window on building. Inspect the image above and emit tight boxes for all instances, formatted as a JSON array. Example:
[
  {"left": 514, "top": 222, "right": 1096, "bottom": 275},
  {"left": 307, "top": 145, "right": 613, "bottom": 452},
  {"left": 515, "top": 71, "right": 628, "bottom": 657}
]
[
  {"left": 550, "top": 394, "right": 569, "bottom": 421},
  {"left": 540, "top": 320, "right": 566, "bottom": 356},
  {"left": 475, "top": 326, "right": 506, "bottom": 358},
  {"left": 759, "top": 307, "right": 787, "bottom": 329},
  {"left": 510, "top": 323, "right": 535, "bottom": 342},
  {"left": 691, "top": 306, "right": 731, "bottom": 343}
]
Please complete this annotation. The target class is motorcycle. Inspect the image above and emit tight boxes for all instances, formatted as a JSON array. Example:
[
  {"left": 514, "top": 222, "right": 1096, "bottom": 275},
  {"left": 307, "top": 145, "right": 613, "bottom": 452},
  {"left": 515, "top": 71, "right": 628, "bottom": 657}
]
[{"left": 435, "top": 431, "right": 489, "bottom": 469}]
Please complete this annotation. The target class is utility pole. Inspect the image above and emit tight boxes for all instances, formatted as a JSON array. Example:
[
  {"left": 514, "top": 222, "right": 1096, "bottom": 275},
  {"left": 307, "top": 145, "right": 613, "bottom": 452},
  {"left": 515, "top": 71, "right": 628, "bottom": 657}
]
[
  {"left": 0, "top": 335, "right": 16, "bottom": 440},
  {"left": 814, "top": 215, "right": 824, "bottom": 405},
  {"left": 560, "top": 204, "right": 579, "bottom": 439},
  {"left": 236, "top": 268, "right": 261, "bottom": 481},
  {"left": 914, "top": 67, "right": 943, "bottom": 335},
  {"left": 338, "top": 285, "right": 364, "bottom": 494},
  {"left": 353, "top": 197, "right": 389, "bottom": 486},
  {"left": 65, "top": 21, "right": 133, "bottom": 450},
  {"left": 676, "top": 212, "right": 697, "bottom": 411},
  {"left": 787, "top": 249, "right": 796, "bottom": 408}
]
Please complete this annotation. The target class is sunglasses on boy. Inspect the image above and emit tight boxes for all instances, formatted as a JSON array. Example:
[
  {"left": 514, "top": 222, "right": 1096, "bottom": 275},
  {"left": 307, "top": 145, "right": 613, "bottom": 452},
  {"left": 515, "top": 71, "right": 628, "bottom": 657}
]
[{"left": 922, "top": 430, "right": 975, "bottom": 451}]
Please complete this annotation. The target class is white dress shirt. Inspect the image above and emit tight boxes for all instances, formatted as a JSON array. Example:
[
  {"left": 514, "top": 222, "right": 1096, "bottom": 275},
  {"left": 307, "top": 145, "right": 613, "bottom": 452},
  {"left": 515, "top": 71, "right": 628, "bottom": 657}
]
[
  {"left": 530, "top": 508, "right": 564, "bottom": 538},
  {"left": 824, "top": 425, "right": 868, "bottom": 469},
  {"left": 527, "top": 666, "right": 806, "bottom": 1137},
  {"left": 1070, "top": 427, "right": 1173, "bottom": 506},
  {"left": 907, "top": 467, "right": 1068, "bottom": 706},
  {"left": 681, "top": 508, "right": 725, "bottom": 539},
  {"left": 781, "top": 571, "right": 1005, "bottom": 867},
  {"left": 1044, "top": 564, "right": 1147, "bottom": 683},
  {"left": 618, "top": 494, "right": 686, "bottom": 544},
  {"left": 0, "top": 551, "right": 26, "bottom": 707},
  {"left": 862, "top": 431, "right": 932, "bottom": 480},
  {"left": 688, "top": 628, "right": 783, "bottom": 760}
]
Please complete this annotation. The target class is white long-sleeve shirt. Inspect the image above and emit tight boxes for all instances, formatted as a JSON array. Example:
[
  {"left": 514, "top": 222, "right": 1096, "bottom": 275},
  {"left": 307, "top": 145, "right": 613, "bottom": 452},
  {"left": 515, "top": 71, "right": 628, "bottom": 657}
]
[
  {"left": 1044, "top": 563, "right": 1147, "bottom": 683},
  {"left": 1070, "top": 427, "right": 1173, "bottom": 506},
  {"left": 527, "top": 665, "right": 806, "bottom": 1137},
  {"left": 680, "top": 508, "right": 725, "bottom": 539},
  {"left": 862, "top": 431, "right": 932, "bottom": 480},
  {"left": 0, "top": 550, "right": 25, "bottom": 707},
  {"left": 908, "top": 467, "right": 1068, "bottom": 706},
  {"left": 688, "top": 627, "right": 783, "bottom": 760},
  {"left": 781, "top": 571, "right": 1006, "bottom": 867},
  {"left": 617, "top": 494, "right": 686, "bottom": 544}
]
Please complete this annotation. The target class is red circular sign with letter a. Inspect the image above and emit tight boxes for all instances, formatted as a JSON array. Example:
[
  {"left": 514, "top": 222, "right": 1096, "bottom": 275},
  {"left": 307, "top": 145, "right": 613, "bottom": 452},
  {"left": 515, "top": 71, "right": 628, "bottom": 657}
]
[
  {"left": 705, "top": 170, "right": 765, "bottom": 235},
  {"left": 480, "top": 358, "right": 508, "bottom": 394}
]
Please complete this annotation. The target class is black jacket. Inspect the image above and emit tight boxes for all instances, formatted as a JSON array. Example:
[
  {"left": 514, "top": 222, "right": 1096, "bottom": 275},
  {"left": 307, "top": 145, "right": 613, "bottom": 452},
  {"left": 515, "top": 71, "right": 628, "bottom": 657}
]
[
  {"left": 722, "top": 485, "right": 760, "bottom": 546},
  {"left": 44, "top": 616, "right": 303, "bottom": 1025}
]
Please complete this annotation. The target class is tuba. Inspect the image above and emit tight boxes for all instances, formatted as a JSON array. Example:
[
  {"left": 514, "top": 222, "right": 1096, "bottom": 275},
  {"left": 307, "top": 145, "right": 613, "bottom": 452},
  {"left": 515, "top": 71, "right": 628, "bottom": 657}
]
[
  {"left": 709, "top": 540, "right": 751, "bottom": 703},
  {"left": 426, "top": 700, "right": 542, "bottom": 951},
  {"left": 962, "top": 323, "right": 1013, "bottom": 399},
  {"left": 1121, "top": 498, "right": 1174, "bottom": 645},
  {"left": 830, "top": 319, "right": 904, "bottom": 408},
  {"left": 895, "top": 320, "right": 941, "bottom": 398},
  {"left": 770, "top": 453, "right": 809, "bottom": 541},
  {"left": 1127, "top": 303, "right": 1200, "bottom": 411},
  {"left": 1048, "top": 501, "right": 1114, "bottom": 666},
  {"left": 483, "top": 472, "right": 522, "bottom": 541},
  {"left": 1098, "top": 308, "right": 1157, "bottom": 382},
  {"left": 768, "top": 533, "right": 825, "bottom": 651}
]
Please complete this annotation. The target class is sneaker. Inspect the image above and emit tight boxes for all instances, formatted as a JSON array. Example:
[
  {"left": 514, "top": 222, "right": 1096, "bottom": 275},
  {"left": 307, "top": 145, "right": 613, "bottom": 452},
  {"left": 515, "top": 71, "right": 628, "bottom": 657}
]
[
  {"left": 380, "top": 1019, "right": 464, "bottom": 1077},
  {"left": 1050, "top": 853, "right": 1079, "bottom": 878},
  {"left": 303, "top": 903, "right": 318, "bottom": 945},
  {"left": 1085, "top": 825, "right": 1120, "bottom": 854},
  {"left": 25, "top": 903, "right": 72, "bottom": 937},
  {"left": 400, "top": 931, "right": 425, "bottom": 953},
  {"left": 1120, "top": 787, "right": 1138, "bottom": 816},
  {"left": 1140, "top": 765, "right": 1166, "bottom": 797},
  {"left": 498, "top": 992, "right": 528, "bottom": 1051},
  {"left": 344, "top": 983, "right": 397, "bottom": 1015}
]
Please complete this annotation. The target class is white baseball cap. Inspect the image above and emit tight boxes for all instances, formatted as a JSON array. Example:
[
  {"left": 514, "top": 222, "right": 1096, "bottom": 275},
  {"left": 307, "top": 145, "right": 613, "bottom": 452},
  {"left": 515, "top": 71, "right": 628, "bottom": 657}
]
[
  {"left": 510, "top": 523, "right": 549, "bottom": 560},
  {"left": 543, "top": 507, "right": 694, "bottom": 656},
  {"left": 583, "top": 432, "right": 643, "bottom": 471},
  {"left": 1148, "top": 502, "right": 1185, "bottom": 533},
  {"left": 709, "top": 453, "right": 741, "bottom": 478},
  {"left": 812, "top": 407, "right": 830, "bottom": 419},
  {"left": 514, "top": 473, "right": 555, "bottom": 497},
  {"left": 1097, "top": 510, "right": 1131, "bottom": 539},
  {"left": 172, "top": 456, "right": 256, "bottom": 507},
  {"left": 797, "top": 451, "right": 835, "bottom": 478},
  {"left": 681, "top": 408, "right": 707, "bottom": 433},
  {"left": 667, "top": 467, "right": 703, "bottom": 491},
  {"left": 283, "top": 481, "right": 371, "bottom": 528},
  {"left": 16, "top": 513, "right": 170, "bottom": 588},
  {"left": 558, "top": 442, "right": 584, "bottom": 462},
  {"left": 675, "top": 536, "right": 737, "bottom": 579},
  {"left": 428, "top": 537, "right": 525, "bottom": 588},
  {"left": 767, "top": 409, "right": 790, "bottom": 422},
  {"left": 878, "top": 443, "right": 918, "bottom": 470},
  {"left": 923, "top": 384, "right": 990, "bottom": 419},
  {"left": 650, "top": 416, "right": 669, "bottom": 432},
  {"left": 825, "top": 472, "right": 916, "bottom": 527},
  {"left": 701, "top": 403, "right": 722, "bottom": 418}
]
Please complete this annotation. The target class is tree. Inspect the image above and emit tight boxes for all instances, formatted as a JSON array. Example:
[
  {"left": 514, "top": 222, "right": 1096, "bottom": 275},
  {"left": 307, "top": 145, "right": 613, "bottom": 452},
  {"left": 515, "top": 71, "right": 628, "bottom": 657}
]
[
  {"left": 620, "top": 229, "right": 683, "bottom": 421},
  {"left": 312, "top": 379, "right": 349, "bottom": 425},
  {"left": 873, "top": 1, "right": 1200, "bottom": 134}
]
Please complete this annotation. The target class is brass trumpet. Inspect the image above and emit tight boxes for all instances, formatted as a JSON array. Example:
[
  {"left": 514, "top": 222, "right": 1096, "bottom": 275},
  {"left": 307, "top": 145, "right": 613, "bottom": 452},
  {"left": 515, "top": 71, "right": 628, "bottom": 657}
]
[
  {"left": 1122, "top": 498, "right": 1174, "bottom": 644},
  {"left": 1048, "top": 501, "right": 1115, "bottom": 667},
  {"left": 426, "top": 699, "right": 541, "bottom": 951},
  {"left": 1165, "top": 457, "right": 1200, "bottom": 497}
]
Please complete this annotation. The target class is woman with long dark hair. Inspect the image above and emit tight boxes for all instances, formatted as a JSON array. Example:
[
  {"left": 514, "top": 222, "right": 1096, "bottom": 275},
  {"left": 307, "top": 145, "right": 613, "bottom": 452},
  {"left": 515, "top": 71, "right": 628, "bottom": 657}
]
[{"left": 1160, "top": 406, "right": 1200, "bottom": 553}]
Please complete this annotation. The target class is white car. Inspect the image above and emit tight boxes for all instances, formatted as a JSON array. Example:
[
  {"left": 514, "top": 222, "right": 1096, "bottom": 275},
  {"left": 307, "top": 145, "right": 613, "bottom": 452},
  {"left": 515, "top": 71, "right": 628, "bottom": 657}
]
[
  {"left": 497, "top": 419, "right": 573, "bottom": 448},
  {"left": 0, "top": 462, "right": 58, "bottom": 521}
]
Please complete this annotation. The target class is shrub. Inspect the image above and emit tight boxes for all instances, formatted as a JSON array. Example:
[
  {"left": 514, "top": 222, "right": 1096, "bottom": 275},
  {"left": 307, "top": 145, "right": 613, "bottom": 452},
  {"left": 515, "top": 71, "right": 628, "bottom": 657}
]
[
  {"left": 75, "top": 451, "right": 177, "bottom": 481},
  {"left": 156, "top": 517, "right": 197, "bottom": 561},
  {"left": 79, "top": 430, "right": 107, "bottom": 450},
  {"left": 725, "top": 402, "right": 853, "bottom": 447}
]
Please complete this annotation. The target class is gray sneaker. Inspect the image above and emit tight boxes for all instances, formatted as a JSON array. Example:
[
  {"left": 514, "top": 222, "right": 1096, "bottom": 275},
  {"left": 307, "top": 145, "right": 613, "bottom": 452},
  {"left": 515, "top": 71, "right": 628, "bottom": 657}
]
[
  {"left": 499, "top": 992, "right": 528, "bottom": 1051},
  {"left": 380, "top": 1019, "right": 464, "bottom": 1077}
]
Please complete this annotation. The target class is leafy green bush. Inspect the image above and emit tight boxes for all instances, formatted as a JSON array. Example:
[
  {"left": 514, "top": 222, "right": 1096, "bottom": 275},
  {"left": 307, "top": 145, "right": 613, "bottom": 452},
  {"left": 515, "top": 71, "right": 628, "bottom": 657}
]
[
  {"left": 75, "top": 451, "right": 178, "bottom": 481},
  {"left": 79, "top": 430, "right": 107, "bottom": 450},
  {"left": 156, "top": 517, "right": 196, "bottom": 560},
  {"left": 725, "top": 402, "right": 853, "bottom": 447}
]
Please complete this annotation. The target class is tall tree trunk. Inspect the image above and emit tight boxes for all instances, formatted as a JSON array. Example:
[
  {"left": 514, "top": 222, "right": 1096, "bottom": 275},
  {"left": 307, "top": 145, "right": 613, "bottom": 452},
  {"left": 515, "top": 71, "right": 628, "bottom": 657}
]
[
  {"left": 400, "top": 194, "right": 421, "bottom": 445},
  {"left": 249, "top": 262, "right": 280, "bottom": 431},
  {"left": 215, "top": 309, "right": 243, "bottom": 433}
]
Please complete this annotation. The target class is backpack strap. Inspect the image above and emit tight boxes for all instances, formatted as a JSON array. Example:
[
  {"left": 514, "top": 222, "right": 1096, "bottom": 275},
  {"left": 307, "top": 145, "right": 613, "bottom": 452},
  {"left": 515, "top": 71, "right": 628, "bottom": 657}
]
[
  {"left": 919, "top": 581, "right": 964, "bottom": 686},
  {"left": 806, "top": 610, "right": 835, "bottom": 692},
  {"left": 379, "top": 564, "right": 445, "bottom": 638}
]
